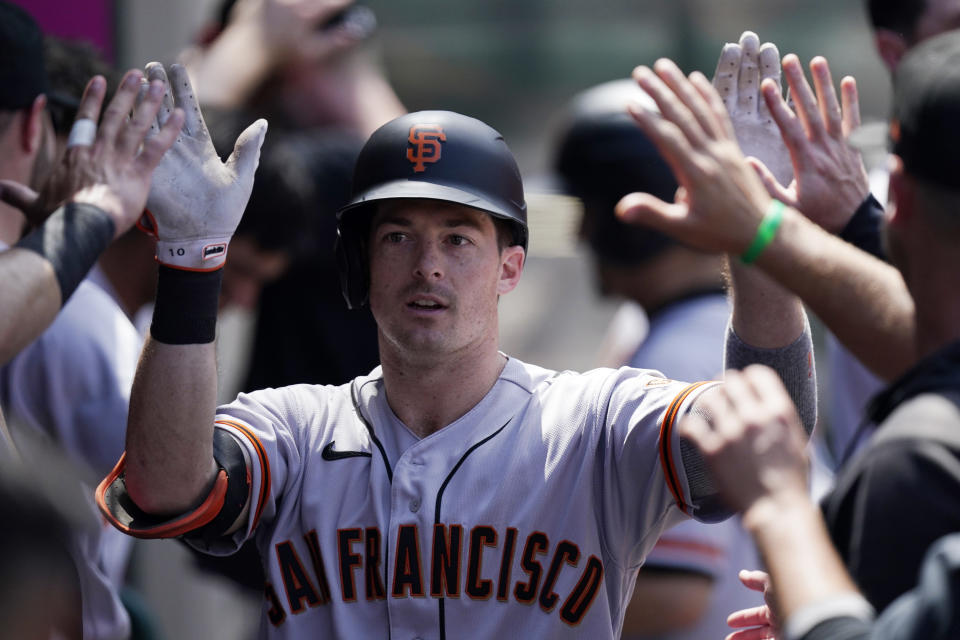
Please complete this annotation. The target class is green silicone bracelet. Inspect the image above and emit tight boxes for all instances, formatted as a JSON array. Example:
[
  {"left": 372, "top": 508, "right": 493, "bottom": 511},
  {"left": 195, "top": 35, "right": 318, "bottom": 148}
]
[{"left": 741, "top": 200, "right": 785, "bottom": 264}]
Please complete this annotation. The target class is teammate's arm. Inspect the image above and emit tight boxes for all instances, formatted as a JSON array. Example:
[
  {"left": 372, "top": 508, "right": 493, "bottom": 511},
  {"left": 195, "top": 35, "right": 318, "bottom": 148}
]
[
  {"left": 681, "top": 366, "right": 874, "bottom": 640},
  {"left": 119, "top": 62, "right": 266, "bottom": 515},
  {"left": 0, "top": 71, "right": 183, "bottom": 364},
  {"left": 616, "top": 58, "right": 914, "bottom": 382}
]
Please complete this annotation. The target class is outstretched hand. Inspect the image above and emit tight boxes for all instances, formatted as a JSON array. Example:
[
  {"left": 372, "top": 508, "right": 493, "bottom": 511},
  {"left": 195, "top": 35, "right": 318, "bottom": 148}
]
[
  {"left": 714, "top": 31, "right": 793, "bottom": 188},
  {"left": 615, "top": 59, "right": 772, "bottom": 255},
  {"left": 141, "top": 62, "right": 267, "bottom": 271},
  {"left": 750, "top": 55, "right": 870, "bottom": 233},
  {"left": 1, "top": 71, "right": 184, "bottom": 237},
  {"left": 726, "top": 570, "right": 779, "bottom": 640}
]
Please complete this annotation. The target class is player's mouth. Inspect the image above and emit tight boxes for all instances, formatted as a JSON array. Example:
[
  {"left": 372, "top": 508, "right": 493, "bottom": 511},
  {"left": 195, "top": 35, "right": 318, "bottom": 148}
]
[{"left": 406, "top": 294, "right": 448, "bottom": 312}]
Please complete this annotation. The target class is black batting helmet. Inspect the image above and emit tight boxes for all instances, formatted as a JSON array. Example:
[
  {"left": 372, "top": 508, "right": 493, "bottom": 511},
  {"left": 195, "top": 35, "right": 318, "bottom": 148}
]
[
  {"left": 554, "top": 80, "right": 678, "bottom": 266},
  {"left": 335, "top": 110, "right": 527, "bottom": 309}
]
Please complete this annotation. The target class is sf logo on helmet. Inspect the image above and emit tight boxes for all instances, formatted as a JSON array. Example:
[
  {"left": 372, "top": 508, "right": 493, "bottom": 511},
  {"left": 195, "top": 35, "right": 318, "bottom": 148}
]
[{"left": 407, "top": 124, "right": 446, "bottom": 172}]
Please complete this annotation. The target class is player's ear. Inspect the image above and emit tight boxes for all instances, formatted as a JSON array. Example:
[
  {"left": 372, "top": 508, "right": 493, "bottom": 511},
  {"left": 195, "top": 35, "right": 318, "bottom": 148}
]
[
  {"left": 886, "top": 154, "right": 912, "bottom": 227},
  {"left": 15, "top": 94, "right": 47, "bottom": 155},
  {"left": 874, "top": 29, "right": 908, "bottom": 72},
  {"left": 497, "top": 245, "right": 524, "bottom": 295}
]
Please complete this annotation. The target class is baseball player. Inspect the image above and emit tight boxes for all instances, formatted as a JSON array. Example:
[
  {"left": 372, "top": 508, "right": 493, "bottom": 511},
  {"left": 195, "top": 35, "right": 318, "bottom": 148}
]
[{"left": 98, "top": 63, "right": 815, "bottom": 638}]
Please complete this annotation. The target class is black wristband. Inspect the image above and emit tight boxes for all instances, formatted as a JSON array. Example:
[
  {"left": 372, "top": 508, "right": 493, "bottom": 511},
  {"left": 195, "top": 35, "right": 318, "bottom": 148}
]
[
  {"left": 150, "top": 265, "right": 222, "bottom": 344},
  {"left": 840, "top": 193, "right": 887, "bottom": 261},
  {"left": 16, "top": 202, "right": 115, "bottom": 305}
]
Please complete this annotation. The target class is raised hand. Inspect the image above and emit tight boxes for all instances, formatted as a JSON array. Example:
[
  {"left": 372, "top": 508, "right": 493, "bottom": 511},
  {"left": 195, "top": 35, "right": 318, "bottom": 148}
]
[
  {"left": 714, "top": 31, "right": 793, "bottom": 188},
  {"left": 2, "top": 70, "right": 183, "bottom": 237},
  {"left": 141, "top": 62, "right": 267, "bottom": 270},
  {"left": 751, "top": 55, "right": 870, "bottom": 233},
  {"left": 615, "top": 59, "right": 773, "bottom": 254}
]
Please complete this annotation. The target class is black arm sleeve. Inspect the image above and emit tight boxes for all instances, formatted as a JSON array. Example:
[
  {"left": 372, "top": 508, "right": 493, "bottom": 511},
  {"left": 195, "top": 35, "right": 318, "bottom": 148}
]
[
  {"left": 16, "top": 202, "right": 115, "bottom": 304},
  {"left": 839, "top": 194, "right": 886, "bottom": 261}
]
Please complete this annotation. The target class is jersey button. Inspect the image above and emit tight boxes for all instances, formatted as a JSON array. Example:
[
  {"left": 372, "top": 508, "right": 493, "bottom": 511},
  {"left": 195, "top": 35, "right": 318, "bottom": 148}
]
[{"left": 409, "top": 497, "right": 421, "bottom": 513}]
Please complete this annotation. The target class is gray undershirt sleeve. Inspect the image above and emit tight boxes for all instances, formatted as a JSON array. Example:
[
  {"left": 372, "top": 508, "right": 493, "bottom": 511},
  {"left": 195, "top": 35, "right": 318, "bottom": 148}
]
[
  {"left": 680, "top": 318, "right": 817, "bottom": 521},
  {"left": 722, "top": 317, "right": 817, "bottom": 436}
]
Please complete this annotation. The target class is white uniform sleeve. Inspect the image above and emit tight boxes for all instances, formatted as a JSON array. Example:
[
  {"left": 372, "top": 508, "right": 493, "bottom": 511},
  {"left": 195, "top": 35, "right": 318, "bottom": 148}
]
[{"left": 585, "top": 368, "right": 721, "bottom": 567}]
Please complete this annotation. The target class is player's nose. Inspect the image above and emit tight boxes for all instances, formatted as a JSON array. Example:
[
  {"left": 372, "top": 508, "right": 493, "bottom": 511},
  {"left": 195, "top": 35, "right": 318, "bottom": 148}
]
[{"left": 413, "top": 240, "right": 444, "bottom": 280}]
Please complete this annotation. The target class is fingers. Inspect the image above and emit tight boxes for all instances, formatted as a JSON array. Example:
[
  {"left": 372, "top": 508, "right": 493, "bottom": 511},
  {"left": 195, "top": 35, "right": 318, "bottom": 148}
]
[
  {"left": 625, "top": 92, "right": 699, "bottom": 184},
  {"left": 722, "top": 368, "right": 764, "bottom": 419},
  {"left": 136, "top": 108, "right": 185, "bottom": 175},
  {"left": 656, "top": 61, "right": 729, "bottom": 140},
  {"left": 95, "top": 70, "right": 143, "bottom": 153},
  {"left": 145, "top": 62, "right": 176, "bottom": 131},
  {"left": 737, "top": 31, "right": 761, "bottom": 116},
  {"left": 713, "top": 42, "right": 742, "bottom": 113},
  {"left": 809, "top": 56, "right": 842, "bottom": 137},
  {"left": 116, "top": 79, "right": 165, "bottom": 158},
  {"left": 615, "top": 190, "right": 689, "bottom": 233},
  {"left": 634, "top": 62, "right": 709, "bottom": 149},
  {"left": 225, "top": 119, "right": 269, "bottom": 182},
  {"left": 690, "top": 71, "right": 737, "bottom": 141},
  {"left": 757, "top": 43, "right": 781, "bottom": 122},
  {"left": 738, "top": 569, "right": 771, "bottom": 592},
  {"left": 167, "top": 63, "right": 206, "bottom": 137},
  {"left": 781, "top": 54, "right": 823, "bottom": 141},
  {"left": 725, "top": 625, "right": 776, "bottom": 640},
  {"left": 727, "top": 604, "right": 773, "bottom": 628},
  {"left": 762, "top": 78, "right": 807, "bottom": 157},
  {"left": 840, "top": 76, "right": 861, "bottom": 137},
  {"left": 0, "top": 179, "right": 40, "bottom": 213},
  {"left": 74, "top": 75, "right": 107, "bottom": 124},
  {"left": 745, "top": 156, "right": 795, "bottom": 204},
  {"left": 678, "top": 413, "right": 722, "bottom": 456}
]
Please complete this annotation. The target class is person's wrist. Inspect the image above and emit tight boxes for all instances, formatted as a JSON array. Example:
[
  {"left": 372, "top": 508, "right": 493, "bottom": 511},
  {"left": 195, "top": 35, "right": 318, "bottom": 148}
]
[
  {"left": 741, "top": 198, "right": 785, "bottom": 264},
  {"left": 70, "top": 186, "right": 131, "bottom": 240},
  {"left": 741, "top": 487, "right": 812, "bottom": 537}
]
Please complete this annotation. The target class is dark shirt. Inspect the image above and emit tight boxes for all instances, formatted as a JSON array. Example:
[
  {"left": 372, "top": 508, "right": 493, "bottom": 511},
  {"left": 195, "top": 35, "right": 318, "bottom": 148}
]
[
  {"left": 800, "top": 533, "right": 960, "bottom": 640},
  {"left": 821, "top": 341, "right": 960, "bottom": 610}
]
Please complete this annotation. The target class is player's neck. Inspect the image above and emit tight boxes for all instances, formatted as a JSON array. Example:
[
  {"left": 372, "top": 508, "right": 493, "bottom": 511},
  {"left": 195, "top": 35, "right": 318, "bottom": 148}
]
[{"left": 379, "top": 340, "right": 507, "bottom": 439}]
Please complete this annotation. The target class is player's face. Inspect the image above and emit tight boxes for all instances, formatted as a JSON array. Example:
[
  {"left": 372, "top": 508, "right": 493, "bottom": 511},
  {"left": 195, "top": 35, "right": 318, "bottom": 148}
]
[{"left": 367, "top": 199, "right": 523, "bottom": 361}]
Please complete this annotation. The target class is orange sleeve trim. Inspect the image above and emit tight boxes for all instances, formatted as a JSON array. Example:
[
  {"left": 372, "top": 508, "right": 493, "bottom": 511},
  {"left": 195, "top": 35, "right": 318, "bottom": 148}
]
[
  {"left": 658, "top": 381, "right": 713, "bottom": 515},
  {"left": 216, "top": 419, "right": 271, "bottom": 532},
  {"left": 95, "top": 452, "right": 229, "bottom": 539}
]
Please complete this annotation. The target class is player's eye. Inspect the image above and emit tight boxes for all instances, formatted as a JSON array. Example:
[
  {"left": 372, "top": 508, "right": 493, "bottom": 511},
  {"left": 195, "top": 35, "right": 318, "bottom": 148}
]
[
  {"left": 449, "top": 234, "right": 469, "bottom": 246},
  {"left": 384, "top": 231, "right": 406, "bottom": 243}
]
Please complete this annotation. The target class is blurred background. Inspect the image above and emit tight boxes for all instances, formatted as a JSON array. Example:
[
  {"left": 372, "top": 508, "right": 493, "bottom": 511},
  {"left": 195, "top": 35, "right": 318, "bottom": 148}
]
[{"left": 15, "top": 1, "right": 888, "bottom": 637}]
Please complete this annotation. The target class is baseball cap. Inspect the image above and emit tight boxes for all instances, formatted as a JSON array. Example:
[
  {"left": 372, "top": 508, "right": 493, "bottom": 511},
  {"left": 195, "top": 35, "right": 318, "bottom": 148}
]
[
  {"left": 891, "top": 29, "right": 960, "bottom": 189},
  {"left": 0, "top": 2, "right": 51, "bottom": 111}
]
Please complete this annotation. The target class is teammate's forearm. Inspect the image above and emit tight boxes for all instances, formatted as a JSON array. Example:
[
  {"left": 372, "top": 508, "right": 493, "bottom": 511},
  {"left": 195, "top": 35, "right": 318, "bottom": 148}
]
[
  {"left": 123, "top": 268, "right": 222, "bottom": 514},
  {"left": 756, "top": 207, "right": 915, "bottom": 381},
  {"left": 743, "top": 492, "right": 866, "bottom": 633},
  {"left": 728, "top": 256, "right": 806, "bottom": 349}
]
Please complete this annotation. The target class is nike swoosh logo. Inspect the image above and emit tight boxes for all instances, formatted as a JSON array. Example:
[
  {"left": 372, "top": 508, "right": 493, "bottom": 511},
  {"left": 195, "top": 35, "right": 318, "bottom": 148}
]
[{"left": 321, "top": 441, "right": 372, "bottom": 461}]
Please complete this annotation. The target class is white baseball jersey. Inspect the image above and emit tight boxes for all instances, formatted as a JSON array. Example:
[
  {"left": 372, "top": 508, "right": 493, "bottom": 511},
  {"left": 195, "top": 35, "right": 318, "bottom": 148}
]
[{"left": 108, "top": 357, "right": 719, "bottom": 638}]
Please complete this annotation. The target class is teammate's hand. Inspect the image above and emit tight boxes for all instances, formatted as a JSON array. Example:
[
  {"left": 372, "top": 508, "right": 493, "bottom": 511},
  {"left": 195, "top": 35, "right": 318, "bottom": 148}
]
[
  {"left": 714, "top": 31, "right": 793, "bottom": 188},
  {"left": 749, "top": 55, "right": 870, "bottom": 233},
  {"left": 141, "top": 62, "right": 267, "bottom": 271},
  {"left": 2, "top": 71, "right": 183, "bottom": 237},
  {"left": 615, "top": 59, "right": 772, "bottom": 254},
  {"left": 679, "top": 366, "right": 809, "bottom": 515},
  {"left": 726, "top": 570, "right": 779, "bottom": 640},
  {"left": 229, "top": 0, "right": 362, "bottom": 64}
]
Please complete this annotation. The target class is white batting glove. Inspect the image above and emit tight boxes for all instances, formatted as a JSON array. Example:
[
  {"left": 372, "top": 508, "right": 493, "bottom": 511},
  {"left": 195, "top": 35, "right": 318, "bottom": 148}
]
[
  {"left": 141, "top": 62, "right": 267, "bottom": 271},
  {"left": 713, "top": 31, "right": 794, "bottom": 188}
]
